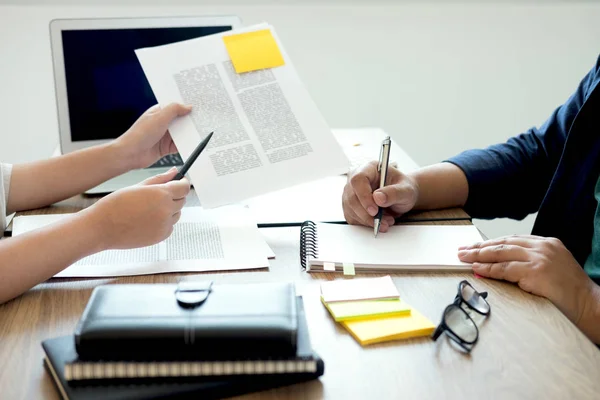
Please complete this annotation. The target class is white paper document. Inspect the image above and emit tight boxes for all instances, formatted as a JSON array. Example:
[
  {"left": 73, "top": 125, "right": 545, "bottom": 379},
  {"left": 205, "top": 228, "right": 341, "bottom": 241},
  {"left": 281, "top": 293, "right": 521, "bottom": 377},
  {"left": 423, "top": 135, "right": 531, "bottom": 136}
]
[
  {"left": 135, "top": 23, "right": 349, "bottom": 208},
  {"left": 332, "top": 128, "right": 419, "bottom": 174},
  {"left": 12, "top": 206, "right": 273, "bottom": 277}
]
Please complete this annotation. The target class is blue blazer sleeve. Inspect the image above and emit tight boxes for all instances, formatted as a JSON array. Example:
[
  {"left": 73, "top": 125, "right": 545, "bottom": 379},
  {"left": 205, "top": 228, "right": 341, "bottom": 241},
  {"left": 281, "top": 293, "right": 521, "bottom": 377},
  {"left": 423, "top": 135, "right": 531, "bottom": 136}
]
[{"left": 445, "top": 57, "right": 600, "bottom": 220}]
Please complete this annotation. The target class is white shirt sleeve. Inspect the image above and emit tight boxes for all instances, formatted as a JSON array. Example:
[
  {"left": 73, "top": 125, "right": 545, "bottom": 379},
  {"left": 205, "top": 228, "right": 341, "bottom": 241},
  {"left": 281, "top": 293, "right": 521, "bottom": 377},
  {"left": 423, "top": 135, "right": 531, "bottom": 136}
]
[{"left": 0, "top": 163, "right": 13, "bottom": 231}]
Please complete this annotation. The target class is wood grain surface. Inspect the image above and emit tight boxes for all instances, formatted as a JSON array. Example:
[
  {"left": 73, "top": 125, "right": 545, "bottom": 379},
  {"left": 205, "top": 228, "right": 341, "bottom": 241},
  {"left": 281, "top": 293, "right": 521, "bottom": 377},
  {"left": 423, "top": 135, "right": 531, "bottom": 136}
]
[{"left": 1, "top": 193, "right": 599, "bottom": 400}]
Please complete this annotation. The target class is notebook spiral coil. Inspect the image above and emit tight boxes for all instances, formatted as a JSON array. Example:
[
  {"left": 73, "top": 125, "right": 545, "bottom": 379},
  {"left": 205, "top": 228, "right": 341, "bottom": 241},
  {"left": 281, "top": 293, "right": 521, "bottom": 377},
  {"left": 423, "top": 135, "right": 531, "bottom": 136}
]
[
  {"left": 65, "top": 359, "right": 319, "bottom": 381},
  {"left": 300, "top": 221, "right": 318, "bottom": 269}
]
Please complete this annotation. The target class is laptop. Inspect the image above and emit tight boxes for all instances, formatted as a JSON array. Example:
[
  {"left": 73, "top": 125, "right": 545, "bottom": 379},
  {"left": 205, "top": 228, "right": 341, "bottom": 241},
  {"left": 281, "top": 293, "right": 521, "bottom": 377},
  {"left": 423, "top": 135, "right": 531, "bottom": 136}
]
[{"left": 49, "top": 16, "right": 241, "bottom": 194}]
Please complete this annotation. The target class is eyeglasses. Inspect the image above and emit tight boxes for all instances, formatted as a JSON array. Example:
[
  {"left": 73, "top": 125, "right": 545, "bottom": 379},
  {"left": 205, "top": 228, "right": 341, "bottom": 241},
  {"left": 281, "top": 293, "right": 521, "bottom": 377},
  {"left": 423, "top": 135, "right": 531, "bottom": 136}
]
[{"left": 431, "top": 280, "right": 491, "bottom": 352}]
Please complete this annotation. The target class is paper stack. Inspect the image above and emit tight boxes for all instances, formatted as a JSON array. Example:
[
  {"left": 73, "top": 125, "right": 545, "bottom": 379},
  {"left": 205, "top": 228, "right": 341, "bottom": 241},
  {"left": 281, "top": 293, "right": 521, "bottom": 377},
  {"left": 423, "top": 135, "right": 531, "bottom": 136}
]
[{"left": 320, "top": 276, "right": 436, "bottom": 345}]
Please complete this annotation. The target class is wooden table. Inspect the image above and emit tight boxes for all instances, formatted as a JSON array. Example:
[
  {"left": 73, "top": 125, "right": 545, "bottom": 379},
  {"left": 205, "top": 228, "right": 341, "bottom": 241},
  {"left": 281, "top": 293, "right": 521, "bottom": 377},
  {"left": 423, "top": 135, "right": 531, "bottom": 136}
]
[{"left": 1, "top": 193, "right": 600, "bottom": 400}]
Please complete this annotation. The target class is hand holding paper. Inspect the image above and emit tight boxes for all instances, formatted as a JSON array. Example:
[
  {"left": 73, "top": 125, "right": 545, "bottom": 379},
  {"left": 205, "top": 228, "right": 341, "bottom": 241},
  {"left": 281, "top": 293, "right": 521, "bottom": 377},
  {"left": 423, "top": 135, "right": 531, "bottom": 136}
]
[{"left": 135, "top": 23, "right": 349, "bottom": 208}]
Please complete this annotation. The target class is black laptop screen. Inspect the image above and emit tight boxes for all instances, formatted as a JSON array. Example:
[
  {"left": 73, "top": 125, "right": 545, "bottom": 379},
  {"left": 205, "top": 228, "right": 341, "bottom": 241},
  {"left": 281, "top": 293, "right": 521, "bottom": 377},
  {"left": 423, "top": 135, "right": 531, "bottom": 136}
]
[{"left": 61, "top": 26, "right": 232, "bottom": 142}]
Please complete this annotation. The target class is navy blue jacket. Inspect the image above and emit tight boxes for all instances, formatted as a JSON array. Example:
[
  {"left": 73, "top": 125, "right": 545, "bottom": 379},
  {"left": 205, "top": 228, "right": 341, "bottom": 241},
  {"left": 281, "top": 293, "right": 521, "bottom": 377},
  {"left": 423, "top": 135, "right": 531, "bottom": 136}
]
[{"left": 447, "top": 55, "right": 600, "bottom": 268}]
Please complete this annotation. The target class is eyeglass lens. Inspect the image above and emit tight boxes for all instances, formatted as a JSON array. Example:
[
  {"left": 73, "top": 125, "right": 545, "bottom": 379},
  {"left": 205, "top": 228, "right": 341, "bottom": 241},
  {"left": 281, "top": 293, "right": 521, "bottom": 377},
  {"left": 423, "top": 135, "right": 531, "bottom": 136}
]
[
  {"left": 460, "top": 282, "right": 490, "bottom": 314},
  {"left": 444, "top": 305, "right": 478, "bottom": 343}
]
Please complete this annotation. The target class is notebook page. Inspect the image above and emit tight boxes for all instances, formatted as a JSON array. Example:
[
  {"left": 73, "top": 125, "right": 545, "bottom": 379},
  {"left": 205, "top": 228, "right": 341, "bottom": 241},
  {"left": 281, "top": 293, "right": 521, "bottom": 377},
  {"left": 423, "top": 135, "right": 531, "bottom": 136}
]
[
  {"left": 12, "top": 206, "right": 273, "bottom": 277},
  {"left": 312, "top": 224, "right": 483, "bottom": 267}
]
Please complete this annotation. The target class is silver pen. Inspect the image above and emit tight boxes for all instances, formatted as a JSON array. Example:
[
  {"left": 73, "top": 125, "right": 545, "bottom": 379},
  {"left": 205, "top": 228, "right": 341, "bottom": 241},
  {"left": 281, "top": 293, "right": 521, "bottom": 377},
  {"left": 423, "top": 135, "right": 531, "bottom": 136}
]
[{"left": 374, "top": 136, "right": 391, "bottom": 237}]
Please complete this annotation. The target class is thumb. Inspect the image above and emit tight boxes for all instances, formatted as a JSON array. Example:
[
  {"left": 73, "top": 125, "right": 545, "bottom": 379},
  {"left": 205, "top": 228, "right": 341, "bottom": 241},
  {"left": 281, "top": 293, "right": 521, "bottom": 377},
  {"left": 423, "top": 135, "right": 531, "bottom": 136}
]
[
  {"left": 141, "top": 167, "right": 178, "bottom": 186},
  {"left": 157, "top": 103, "right": 193, "bottom": 125},
  {"left": 373, "top": 182, "right": 417, "bottom": 213}
]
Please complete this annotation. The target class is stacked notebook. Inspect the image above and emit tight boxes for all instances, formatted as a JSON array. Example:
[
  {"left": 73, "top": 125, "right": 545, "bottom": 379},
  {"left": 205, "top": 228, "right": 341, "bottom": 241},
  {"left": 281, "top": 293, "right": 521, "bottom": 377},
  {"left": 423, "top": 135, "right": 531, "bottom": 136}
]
[
  {"left": 320, "top": 276, "right": 436, "bottom": 345},
  {"left": 42, "top": 282, "right": 324, "bottom": 399}
]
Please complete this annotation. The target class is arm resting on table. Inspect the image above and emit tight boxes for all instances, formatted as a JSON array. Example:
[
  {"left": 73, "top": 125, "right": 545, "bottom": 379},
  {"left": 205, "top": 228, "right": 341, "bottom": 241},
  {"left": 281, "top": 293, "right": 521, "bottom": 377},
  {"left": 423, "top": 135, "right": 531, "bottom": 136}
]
[{"left": 0, "top": 209, "right": 105, "bottom": 304}]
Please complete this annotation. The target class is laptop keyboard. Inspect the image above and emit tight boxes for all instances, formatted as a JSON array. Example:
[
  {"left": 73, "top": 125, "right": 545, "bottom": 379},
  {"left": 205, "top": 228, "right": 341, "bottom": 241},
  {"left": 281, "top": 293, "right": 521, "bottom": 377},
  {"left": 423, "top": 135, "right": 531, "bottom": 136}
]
[{"left": 149, "top": 153, "right": 183, "bottom": 168}]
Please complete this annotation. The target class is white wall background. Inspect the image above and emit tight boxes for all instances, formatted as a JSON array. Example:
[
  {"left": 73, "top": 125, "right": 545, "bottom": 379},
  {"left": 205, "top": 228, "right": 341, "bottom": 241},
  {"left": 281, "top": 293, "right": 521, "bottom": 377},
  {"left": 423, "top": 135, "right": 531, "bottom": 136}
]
[{"left": 1, "top": 1, "right": 599, "bottom": 238}]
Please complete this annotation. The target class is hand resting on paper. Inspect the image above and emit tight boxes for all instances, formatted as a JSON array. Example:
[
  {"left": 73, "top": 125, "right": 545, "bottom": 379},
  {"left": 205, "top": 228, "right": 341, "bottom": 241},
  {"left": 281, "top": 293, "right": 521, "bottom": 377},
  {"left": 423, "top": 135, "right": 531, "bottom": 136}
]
[{"left": 458, "top": 235, "right": 600, "bottom": 343}]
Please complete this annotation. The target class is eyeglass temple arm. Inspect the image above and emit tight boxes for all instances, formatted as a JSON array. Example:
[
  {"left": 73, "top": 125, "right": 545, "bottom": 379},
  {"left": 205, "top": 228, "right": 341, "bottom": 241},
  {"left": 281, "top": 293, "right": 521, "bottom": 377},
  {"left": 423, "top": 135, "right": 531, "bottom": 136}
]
[{"left": 431, "top": 324, "right": 444, "bottom": 341}]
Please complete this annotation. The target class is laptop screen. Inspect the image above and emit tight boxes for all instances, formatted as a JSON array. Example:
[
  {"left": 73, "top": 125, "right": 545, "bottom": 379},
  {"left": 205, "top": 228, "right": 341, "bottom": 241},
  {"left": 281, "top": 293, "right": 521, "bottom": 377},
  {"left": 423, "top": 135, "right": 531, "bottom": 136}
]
[{"left": 61, "top": 26, "right": 232, "bottom": 142}]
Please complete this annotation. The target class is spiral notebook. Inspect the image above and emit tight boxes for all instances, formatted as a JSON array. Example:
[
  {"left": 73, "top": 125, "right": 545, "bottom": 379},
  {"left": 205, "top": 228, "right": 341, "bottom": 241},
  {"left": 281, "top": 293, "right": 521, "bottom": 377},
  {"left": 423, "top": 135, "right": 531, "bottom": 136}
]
[
  {"left": 42, "top": 336, "right": 319, "bottom": 400},
  {"left": 300, "top": 221, "right": 483, "bottom": 273}
]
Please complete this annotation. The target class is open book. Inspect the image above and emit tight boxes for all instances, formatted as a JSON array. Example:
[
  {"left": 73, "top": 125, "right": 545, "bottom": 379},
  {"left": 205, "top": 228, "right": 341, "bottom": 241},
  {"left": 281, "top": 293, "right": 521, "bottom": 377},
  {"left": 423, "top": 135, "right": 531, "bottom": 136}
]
[{"left": 300, "top": 221, "right": 483, "bottom": 273}]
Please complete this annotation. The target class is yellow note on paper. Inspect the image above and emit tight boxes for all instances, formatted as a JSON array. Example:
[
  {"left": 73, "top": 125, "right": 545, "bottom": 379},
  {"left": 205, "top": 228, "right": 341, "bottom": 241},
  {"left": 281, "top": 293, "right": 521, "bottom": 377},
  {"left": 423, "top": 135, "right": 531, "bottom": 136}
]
[
  {"left": 322, "top": 298, "right": 411, "bottom": 322},
  {"left": 342, "top": 307, "right": 436, "bottom": 346},
  {"left": 223, "top": 29, "right": 285, "bottom": 74}
]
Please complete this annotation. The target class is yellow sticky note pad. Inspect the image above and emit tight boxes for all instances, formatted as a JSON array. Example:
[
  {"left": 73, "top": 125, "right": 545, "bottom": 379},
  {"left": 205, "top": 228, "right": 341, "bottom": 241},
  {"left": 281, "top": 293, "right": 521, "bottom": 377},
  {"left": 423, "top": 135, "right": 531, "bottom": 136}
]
[
  {"left": 341, "top": 307, "right": 436, "bottom": 346},
  {"left": 223, "top": 29, "right": 285, "bottom": 74},
  {"left": 322, "top": 298, "right": 411, "bottom": 322}
]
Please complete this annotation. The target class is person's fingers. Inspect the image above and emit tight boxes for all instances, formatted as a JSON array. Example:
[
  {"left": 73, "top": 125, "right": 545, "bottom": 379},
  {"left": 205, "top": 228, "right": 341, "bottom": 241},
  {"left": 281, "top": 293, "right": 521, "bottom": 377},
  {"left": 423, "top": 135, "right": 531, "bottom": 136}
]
[
  {"left": 141, "top": 167, "right": 178, "bottom": 185},
  {"left": 458, "top": 244, "right": 530, "bottom": 263},
  {"left": 345, "top": 194, "right": 375, "bottom": 227},
  {"left": 472, "top": 261, "right": 529, "bottom": 283},
  {"left": 157, "top": 103, "right": 192, "bottom": 125},
  {"left": 146, "top": 104, "right": 161, "bottom": 114},
  {"left": 372, "top": 180, "right": 416, "bottom": 215},
  {"left": 378, "top": 220, "right": 391, "bottom": 233},
  {"left": 349, "top": 161, "right": 380, "bottom": 217},
  {"left": 382, "top": 214, "right": 395, "bottom": 227},
  {"left": 164, "top": 178, "right": 191, "bottom": 200},
  {"left": 172, "top": 211, "right": 182, "bottom": 224},
  {"left": 158, "top": 132, "right": 178, "bottom": 157},
  {"left": 343, "top": 207, "right": 361, "bottom": 226},
  {"left": 171, "top": 197, "right": 186, "bottom": 211},
  {"left": 165, "top": 132, "right": 178, "bottom": 154},
  {"left": 458, "top": 235, "right": 538, "bottom": 250},
  {"left": 344, "top": 202, "right": 392, "bottom": 233}
]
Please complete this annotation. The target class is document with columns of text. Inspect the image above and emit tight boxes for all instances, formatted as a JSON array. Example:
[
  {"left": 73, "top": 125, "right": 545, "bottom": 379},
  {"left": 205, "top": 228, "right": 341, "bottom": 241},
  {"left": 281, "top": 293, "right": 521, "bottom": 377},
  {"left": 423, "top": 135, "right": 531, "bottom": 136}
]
[
  {"left": 135, "top": 23, "right": 349, "bottom": 208},
  {"left": 12, "top": 206, "right": 274, "bottom": 277}
]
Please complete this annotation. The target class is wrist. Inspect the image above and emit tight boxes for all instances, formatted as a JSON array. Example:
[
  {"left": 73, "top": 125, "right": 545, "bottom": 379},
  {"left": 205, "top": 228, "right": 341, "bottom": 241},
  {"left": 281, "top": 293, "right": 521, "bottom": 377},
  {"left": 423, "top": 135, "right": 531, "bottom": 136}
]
[
  {"left": 406, "top": 171, "right": 423, "bottom": 209},
  {"left": 579, "top": 282, "right": 600, "bottom": 324},
  {"left": 78, "top": 205, "right": 113, "bottom": 252},
  {"left": 109, "top": 137, "right": 141, "bottom": 172},
  {"left": 407, "top": 163, "right": 469, "bottom": 210}
]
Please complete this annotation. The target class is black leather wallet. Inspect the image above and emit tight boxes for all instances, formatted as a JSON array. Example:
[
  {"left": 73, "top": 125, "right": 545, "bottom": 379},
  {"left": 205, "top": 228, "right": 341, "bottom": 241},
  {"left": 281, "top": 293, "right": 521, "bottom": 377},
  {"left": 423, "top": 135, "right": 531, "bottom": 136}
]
[{"left": 74, "top": 281, "right": 298, "bottom": 360}]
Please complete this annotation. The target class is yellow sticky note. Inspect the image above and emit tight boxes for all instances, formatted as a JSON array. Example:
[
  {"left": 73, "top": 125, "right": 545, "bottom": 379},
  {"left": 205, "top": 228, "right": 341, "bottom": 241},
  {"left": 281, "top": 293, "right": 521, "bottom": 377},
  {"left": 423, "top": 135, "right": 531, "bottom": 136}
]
[
  {"left": 222, "top": 29, "right": 285, "bottom": 74},
  {"left": 341, "top": 307, "right": 436, "bottom": 346},
  {"left": 322, "top": 298, "right": 411, "bottom": 322}
]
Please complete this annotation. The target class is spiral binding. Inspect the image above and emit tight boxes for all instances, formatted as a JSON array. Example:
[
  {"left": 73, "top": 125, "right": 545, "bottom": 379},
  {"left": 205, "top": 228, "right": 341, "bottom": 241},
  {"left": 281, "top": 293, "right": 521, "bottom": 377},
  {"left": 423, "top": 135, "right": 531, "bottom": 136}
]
[
  {"left": 300, "top": 221, "right": 318, "bottom": 270},
  {"left": 65, "top": 358, "right": 318, "bottom": 381}
]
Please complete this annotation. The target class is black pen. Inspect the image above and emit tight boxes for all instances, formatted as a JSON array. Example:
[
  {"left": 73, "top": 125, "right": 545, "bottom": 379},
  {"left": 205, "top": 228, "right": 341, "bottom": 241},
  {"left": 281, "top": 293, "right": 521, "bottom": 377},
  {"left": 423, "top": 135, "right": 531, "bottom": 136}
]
[
  {"left": 374, "top": 136, "right": 391, "bottom": 237},
  {"left": 172, "top": 131, "right": 214, "bottom": 181}
]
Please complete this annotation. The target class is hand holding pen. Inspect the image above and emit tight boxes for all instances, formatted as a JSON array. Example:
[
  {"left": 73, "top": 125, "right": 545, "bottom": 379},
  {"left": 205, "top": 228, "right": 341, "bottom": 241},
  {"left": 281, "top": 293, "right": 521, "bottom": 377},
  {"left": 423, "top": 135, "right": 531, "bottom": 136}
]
[{"left": 342, "top": 137, "right": 421, "bottom": 234}]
